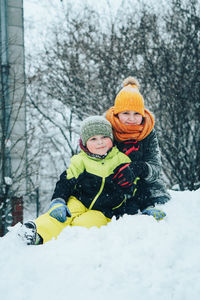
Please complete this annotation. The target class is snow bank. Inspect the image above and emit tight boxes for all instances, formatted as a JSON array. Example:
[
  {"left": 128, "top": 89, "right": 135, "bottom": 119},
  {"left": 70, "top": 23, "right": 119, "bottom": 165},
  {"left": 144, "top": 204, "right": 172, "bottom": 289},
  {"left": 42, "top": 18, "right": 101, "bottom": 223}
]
[{"left": 0, "top": 189, "right": 200, "bottom": 300}]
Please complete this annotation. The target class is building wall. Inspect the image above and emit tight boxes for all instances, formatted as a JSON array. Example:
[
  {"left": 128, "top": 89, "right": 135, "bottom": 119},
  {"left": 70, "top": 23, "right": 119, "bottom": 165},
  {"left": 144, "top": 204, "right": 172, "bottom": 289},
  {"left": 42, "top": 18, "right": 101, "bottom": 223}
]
[
  {"left": 0, "top": 0, "right": 25, "bottom": 232},
  {"left": 0, "top": 0, "right": 26, "bottom": 195}
]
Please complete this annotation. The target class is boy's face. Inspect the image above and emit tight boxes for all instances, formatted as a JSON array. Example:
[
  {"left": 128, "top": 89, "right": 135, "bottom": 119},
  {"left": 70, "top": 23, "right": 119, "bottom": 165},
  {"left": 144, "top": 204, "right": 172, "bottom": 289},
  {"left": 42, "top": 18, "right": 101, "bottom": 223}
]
[
  {"left": 118, "top": 111, "right": 143, "bottom": 125},
  {"left": 86, "top": 135, "right": 113, "bottom": 155}
]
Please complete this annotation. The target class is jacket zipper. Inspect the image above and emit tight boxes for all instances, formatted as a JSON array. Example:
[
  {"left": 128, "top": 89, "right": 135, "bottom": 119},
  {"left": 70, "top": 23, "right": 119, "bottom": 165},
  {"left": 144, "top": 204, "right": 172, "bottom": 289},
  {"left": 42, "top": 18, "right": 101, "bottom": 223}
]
[
  {"left": 112, "top": 177, "right": 140, "bottom": 210},
  {"left": 89, "top": 177, "right": 105, "bottom": 210},
  {"left": 112, "top": 195, "right": 127, "bottom": 210}
]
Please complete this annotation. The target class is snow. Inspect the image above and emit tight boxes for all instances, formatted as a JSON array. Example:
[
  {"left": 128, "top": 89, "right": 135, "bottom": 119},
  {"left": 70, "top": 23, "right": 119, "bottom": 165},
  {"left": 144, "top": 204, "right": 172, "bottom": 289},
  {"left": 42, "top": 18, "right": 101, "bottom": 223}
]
[
  {"left": 1, "top": 189, "right": 200, "bottom": 300},
  {"left": 4, "top": 177, "right": 13, "bottom": 186},
  {"left": 5, "top": 1, "right": 198, "bottom": 299}
]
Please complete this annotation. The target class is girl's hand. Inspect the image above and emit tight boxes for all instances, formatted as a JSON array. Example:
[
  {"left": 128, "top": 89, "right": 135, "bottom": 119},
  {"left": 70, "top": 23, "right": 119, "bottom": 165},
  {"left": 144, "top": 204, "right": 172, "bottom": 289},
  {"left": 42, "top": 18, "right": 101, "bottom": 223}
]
[{"left": 142, "top": 207, "right": 166, "bottom": 220}]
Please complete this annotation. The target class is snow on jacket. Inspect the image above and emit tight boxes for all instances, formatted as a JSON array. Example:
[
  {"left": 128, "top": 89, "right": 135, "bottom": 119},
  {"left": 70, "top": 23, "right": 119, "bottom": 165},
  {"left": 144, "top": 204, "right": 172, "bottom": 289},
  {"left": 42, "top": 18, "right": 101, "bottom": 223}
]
[{"left": 51, "top": 146, "right": 138, "bottom": 219}]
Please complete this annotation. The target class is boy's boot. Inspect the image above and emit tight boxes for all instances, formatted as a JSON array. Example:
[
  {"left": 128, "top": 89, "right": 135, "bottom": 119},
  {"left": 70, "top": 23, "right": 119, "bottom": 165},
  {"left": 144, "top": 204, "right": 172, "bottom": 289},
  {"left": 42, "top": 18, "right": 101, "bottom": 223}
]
[{"left": 18, "top": 221, "right": 37, "bottom": 245}]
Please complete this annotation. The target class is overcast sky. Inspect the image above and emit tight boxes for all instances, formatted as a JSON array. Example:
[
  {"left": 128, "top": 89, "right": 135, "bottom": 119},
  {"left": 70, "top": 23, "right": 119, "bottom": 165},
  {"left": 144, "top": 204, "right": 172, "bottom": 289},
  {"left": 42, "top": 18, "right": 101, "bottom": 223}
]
[{"left": 24, "top": 0, "right": 169, "bottom": 56}]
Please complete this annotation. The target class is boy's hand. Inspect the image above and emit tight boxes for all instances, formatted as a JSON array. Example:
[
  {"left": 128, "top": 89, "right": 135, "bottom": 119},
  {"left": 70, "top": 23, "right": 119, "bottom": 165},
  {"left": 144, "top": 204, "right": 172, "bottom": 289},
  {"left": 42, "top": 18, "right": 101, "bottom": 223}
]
[
  {"left": 48, "top": 198, "right": 71, "bottom": 223},
  {"left": 112, "top": 163, "right": 134, "bottom": 189},
  {"left": 142, "top": 207, "right": 166, "bottom": 221}
]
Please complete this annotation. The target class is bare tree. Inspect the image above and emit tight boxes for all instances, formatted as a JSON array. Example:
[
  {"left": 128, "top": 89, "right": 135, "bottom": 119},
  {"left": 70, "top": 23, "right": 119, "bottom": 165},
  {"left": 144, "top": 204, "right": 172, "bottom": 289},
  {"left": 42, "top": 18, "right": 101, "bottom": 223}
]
[
  {"left": 27, "top": 0, "right": 199, "bottom": 194},
  {"left": 26, "top": 4, "right": 148, "bottom": 117},
  {"left": 140, "top": 0, "right": 200, "bottom": 190},
  {"left": 25, "top": 68, "right": 80, "bottom": 213}
]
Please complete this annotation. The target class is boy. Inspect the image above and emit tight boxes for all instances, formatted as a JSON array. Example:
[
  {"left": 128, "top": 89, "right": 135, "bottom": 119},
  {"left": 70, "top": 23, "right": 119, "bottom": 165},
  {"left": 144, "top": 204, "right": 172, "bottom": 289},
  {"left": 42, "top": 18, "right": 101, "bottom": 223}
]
[{"left": 20, "top": 116, "right": 137, "bottom": 245}]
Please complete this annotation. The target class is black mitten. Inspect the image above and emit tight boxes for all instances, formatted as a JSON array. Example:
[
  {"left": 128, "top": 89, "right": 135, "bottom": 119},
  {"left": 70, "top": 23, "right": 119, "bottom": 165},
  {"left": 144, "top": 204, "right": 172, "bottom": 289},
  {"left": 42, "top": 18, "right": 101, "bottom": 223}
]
[{"left": 129, "top": 162, "right": 149, "bottom": 179}]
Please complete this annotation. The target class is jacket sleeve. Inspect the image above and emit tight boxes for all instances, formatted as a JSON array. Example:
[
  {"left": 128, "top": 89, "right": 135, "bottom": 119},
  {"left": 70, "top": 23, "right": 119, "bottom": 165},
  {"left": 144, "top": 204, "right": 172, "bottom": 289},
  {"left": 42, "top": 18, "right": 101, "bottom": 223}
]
[
  {"left": 51, "top": 154, "right": 85, "bottom": 202},
  {"left": 51, "top": 170, "right": 77, "bottom": 202},
  {"left": 142, "top": 129, "right": 162, "bottom": 183}
]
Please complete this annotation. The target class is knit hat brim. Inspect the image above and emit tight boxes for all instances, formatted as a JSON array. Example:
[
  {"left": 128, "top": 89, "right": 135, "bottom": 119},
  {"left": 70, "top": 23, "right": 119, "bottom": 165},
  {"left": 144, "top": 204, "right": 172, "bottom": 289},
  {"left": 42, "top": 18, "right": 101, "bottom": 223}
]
[
  {"left": 81, "top": 116, "right": 113, "bottom": 146},
  {"left": 113, "top": 77, "right": 145, "bottom": 117}
]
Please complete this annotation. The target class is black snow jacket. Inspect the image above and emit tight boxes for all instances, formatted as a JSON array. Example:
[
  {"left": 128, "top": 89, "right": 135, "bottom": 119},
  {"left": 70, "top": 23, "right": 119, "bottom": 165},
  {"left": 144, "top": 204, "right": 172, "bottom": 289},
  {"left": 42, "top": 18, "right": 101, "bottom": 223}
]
[
  {"left": 116, "top": 129, "right": 170, "bottom": 213},
  {"left": 51, "top": 147, "right": 137, "bottom": 219}
]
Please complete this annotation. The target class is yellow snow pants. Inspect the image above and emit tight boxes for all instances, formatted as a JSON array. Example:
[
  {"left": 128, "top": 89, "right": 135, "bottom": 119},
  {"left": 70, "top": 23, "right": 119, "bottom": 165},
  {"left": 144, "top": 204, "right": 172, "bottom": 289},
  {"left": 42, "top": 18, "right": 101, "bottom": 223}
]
[{"left": 35, "top": 196, "right": 111, "bottom": 243}]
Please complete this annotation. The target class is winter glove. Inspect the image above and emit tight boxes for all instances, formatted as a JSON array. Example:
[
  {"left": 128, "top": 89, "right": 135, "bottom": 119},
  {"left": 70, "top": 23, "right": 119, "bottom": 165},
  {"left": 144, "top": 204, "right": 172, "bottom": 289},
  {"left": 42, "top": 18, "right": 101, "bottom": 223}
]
[
  {"left": 142, "top": 207, "right": 166, "bottom": 221},
  {"left": 129, "top": 161, "right": 149, "bottom": 179},
  {"left": 48, "top": 198, "right": 71, "bottom": 223},
  {"left": 112, "top": 163, "right": 134, "bottom": 189}
]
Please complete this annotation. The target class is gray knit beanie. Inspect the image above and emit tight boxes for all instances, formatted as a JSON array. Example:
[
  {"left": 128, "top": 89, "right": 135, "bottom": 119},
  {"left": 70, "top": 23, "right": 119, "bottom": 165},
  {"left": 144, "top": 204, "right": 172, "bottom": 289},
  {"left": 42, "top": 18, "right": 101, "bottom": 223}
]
[{"left": 81, "top": 116, "right": 113, "bottom": 146}]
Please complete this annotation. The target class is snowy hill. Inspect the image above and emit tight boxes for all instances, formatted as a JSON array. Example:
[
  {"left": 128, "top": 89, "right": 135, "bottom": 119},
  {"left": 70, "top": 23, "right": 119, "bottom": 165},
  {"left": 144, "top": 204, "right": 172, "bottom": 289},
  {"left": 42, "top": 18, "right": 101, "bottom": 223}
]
[{"left": 0, "top": 189, "right": 200, "bottom": 300}]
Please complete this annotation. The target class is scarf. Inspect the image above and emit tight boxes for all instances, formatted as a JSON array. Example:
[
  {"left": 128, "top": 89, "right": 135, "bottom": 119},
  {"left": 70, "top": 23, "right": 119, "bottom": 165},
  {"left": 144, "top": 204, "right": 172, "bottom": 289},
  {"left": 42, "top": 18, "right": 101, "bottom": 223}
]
[{"left": 106, "top": 107, "right": 155, "bottom": 141}]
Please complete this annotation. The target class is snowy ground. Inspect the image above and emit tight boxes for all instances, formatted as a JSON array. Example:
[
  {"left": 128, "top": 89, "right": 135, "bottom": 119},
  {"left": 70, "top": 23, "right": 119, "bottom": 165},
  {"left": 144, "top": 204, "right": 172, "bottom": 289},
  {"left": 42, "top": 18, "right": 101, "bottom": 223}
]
[{"left": 0, "top": 189, "right": 200, "bottom": 300}]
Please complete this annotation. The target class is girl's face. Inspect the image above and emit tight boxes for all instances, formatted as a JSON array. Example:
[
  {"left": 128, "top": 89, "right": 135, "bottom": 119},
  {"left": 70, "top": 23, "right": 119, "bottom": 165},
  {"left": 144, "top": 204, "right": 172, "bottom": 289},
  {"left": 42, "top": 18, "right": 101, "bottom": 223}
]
[
  {"left": 118, "top": 111, "right": 143, "bottom": 125},
  {"left": 86, "top": 135, "right": 113, "bottom": 155}
]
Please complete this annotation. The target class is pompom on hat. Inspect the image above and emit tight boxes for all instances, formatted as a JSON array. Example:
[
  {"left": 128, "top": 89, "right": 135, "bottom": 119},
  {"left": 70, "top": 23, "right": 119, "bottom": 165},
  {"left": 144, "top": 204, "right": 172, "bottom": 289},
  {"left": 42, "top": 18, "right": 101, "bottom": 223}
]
[
  {"left": 113, "top": 76, "right": 145, "bottom": 117},
  {"left": 80, "top": 116, "right": 113, "bottom": 146}
]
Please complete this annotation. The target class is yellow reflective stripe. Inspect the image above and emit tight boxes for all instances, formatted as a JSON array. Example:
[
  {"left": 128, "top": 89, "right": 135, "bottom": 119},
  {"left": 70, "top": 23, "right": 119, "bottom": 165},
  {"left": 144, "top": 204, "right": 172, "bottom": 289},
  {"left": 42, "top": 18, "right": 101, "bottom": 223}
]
[
  {"left": 89, "top": 177, "right": 140, "bottom": 211},
  {"left": 89, "top": 177, "right": 105, "bottom": 210},
  {"left": 112, "top": 195, "right": 127, "bottom": 210},
  {"left": 113, "top": 177, "right": 140, "bottom": 210},
  {"left": 132, "top": 177, "right": 139, "bottom": 196},
  {"left": 133, "top": 187, "right": 137, "bottom": 196},
  {"left": 48, "top": 204, "right": 63, "bottom": 214},
  {"left": 134, "top": 177, "right": 140, "bottom": 184}
]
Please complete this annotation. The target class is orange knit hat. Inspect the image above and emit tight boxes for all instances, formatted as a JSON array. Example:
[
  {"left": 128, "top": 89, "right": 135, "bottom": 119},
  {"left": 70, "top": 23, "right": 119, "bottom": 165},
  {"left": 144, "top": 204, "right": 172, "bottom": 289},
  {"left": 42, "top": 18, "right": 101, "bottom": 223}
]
[{"left": 113, "top": 76, "right": 145, "bottom": 117}]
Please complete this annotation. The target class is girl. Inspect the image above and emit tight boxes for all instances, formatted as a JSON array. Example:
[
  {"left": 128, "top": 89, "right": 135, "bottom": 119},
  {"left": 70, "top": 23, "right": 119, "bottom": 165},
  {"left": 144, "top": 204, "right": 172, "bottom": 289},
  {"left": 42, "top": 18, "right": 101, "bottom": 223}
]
[{"left": 106, "top": 77, "right": 170, "bottom": 218}]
